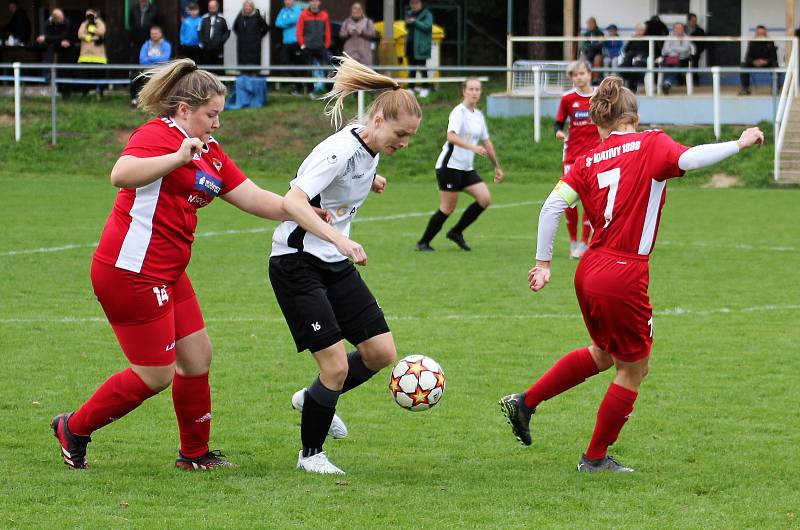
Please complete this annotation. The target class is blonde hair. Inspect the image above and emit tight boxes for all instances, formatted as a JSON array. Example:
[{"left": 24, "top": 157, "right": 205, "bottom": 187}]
[
  {"left": 589, "top": 75, "right": 638, "bottom": 129},
  {"left": 566, "top": 59, "right": 591, "bottom": 77},
  {"left": 461, "top": 76, "right": 481, "bottom": 91},
  {"left": 137, "top": 58, "right": 227, "bottom": 116},
  {"left": 322, "top": 54, "right": 422, "bottom": 129}
]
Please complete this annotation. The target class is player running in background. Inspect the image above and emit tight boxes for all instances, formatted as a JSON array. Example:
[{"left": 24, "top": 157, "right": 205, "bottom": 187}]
[
  {"left": 51, "top": 59, "right": 312, "bottom": 471},
  {"left": 269, "top": 56, "right": 421, "bottom": 475},
  {"left": 556, "top": 60, "right": 601, "bottom": 259},
  {"left": 416, "top": 77, "right": 503, "bottom": 252},
  {"left": 500, "top": 76, "right": 763, "bottom": 472}
]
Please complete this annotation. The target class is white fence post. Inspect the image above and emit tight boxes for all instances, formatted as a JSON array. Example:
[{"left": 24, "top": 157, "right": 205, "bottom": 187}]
[
  {"left": 507, "top": 34, "right": 513, "bottom": 94},
  {"left": 533, "top": 65, "right": 541, "bottom": 143},
  {"left": 13, "top": 62, "right": 21, "bottom": 142},
  {"left": 50, "top": 66, "right": 57, "bottom": 146},
  {"left": 357, "top": 90, "right": 365, "bottom": 121},
  {"left": 712, "top": 66, "right": 721, "bottom": 141},
  {"left": 646, "top": 39, "right": 655, "bottom": 96}
]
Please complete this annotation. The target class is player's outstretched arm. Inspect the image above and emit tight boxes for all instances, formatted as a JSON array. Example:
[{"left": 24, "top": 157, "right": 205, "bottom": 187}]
[
  {"left": 110, "top": 137, "right": 203, "bottom": 188},
  {"left": 677, "top": 127, "right": 764, "bottom": 171},
  {"left": 530, "top": 188, "right": 571, "bottom": 292},
  {"left": 221, "top": 179, "right": 289, "bottom": 221}
]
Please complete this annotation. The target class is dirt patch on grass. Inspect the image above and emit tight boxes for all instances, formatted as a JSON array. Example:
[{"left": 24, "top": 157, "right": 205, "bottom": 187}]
[
  {"left": 0, "top": 113, "right": 16, "bottom": 126},
  {"left": 114, "top": 129, "right": 132, "bottom": 145},
  {"left": 702, "top": 173, "right": 740, "bottom": 188}
]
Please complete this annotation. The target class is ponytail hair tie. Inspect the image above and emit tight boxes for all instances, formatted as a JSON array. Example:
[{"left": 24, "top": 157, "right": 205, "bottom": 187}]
[{"left": 392, "top": 84, "right": 400, "bottom": 91}]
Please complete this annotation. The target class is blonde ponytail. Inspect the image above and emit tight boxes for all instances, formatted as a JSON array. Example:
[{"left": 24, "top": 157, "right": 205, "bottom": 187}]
[
  {"left": 137, "top": 58, "right": 227, "bottom": 116},
  {"left": 321, "top": 54, "right": 421, "bottom": 129}
]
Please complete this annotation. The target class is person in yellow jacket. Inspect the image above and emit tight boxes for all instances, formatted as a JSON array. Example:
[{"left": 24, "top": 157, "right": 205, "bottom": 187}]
[{"left": 77, "top": 9, "right": 106, "bottom": 97}]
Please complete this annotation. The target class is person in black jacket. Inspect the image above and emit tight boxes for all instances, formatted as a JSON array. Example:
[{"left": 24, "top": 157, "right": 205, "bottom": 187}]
[
  {"left": 200, "top": 0, "right": 230, "bottom": 65},
  {"left": 740, "top": 25, "right": 777, "bottom": 95},
  {"left": 35, "top": 8, "right": 75, "bottom": 98},
  {"left": 233, "top": 0, "right": 269, "bottom": 66},
  {"left": 129, "top": 0, "right": 161, "bottom": 63},
  {"left": 686, "top": 12, "right": 706, "bottom": 79},
  {"left": 619, "top": 22, "right": 648, "bottom": 93},
  {"left": 644, "top": 15, "right": 668, "bottom": 58},
  {"left": 1, "top": 1, "right": 31, "bottom": 45}
]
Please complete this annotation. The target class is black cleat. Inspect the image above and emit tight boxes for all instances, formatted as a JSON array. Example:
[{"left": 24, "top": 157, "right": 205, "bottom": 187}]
[
  {"left": 446, "top": 230, "right": 471, "bottom": 251},
  {"left": 51, "top": 412, "right": 91, "bottom": 469},
  {"left": 175, "top": 450, "right": 236, "bottom": 471},
  {"left": 577, "top": 453, "right": 634, "bottom": 473},
  {"left": 499, "top": 394, "right": 534, "bottom": 446},
  {"left": 415, "top": 242, "right": 435, "bottom": 252}
]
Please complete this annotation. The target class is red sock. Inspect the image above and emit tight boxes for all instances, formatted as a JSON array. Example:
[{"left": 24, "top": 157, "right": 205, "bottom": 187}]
[
  {"left": 68, "top": 368, "right": 156, "bottom": 436},
  {"left": 523, "top": 347, "right": 599, "bottom": 409},
  {"left": 172, "top": 371, "right": 211, "bottom": 459},
  {"left": 581, "top": 210, "right": 592, "bottom": 244},
  {"left": 585, "top": 383, "right": 638, "bottom": 460},
  {"left": 565, "top": 206, "right": 578, "bottom": 242}
]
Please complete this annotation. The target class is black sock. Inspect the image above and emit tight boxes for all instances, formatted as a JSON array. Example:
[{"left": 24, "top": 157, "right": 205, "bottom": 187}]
[
  {"left": 419, "top": 210, "right": 449, "bottom": 244},
  {"left": 341, "top": 350, "right": 378, "bottom": 394},
  {"left": 450, "top": 202, "right": 486, "bottom": 234},
  {"left": 301, "top": 377, "right": 340, "bottom": 457}
]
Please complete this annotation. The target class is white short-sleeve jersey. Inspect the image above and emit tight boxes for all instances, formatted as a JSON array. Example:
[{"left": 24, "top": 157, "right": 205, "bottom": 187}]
[
  {"left": 271, "top": 125, "right": 380, "bottom": 263},
  {"left": 435, "top": 103, "right": 490, "bottom": 171}
]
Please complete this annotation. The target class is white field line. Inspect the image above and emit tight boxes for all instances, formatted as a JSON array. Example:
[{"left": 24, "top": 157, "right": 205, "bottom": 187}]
[
  {"left": 0, "top": 201, "right": 540, "bottom": 258},
  {"left": 2, "top": 303, "right": 798, "bottom": 325}
]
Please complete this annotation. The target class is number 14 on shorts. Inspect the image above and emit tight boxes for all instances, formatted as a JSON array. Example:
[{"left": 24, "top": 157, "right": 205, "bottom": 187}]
[{"left": 152, "top": 286, "right": 169, "bottom": 307}]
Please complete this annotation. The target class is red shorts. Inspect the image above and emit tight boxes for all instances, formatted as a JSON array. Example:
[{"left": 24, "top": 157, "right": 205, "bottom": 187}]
[
  {"left": 90, "top": 260, "right": 205, "bottom": 366},
  {"left": 573, "top": 247, "right": 653, "bottom": 362}
]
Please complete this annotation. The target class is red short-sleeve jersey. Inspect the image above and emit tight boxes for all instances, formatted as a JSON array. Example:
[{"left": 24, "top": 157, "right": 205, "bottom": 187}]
[
  {"left": 562, "top": 130, "right": 689, "bottom": 256},
  {"left": 94, "top": 117, "right": 247, "bottom": 282},
  {"left": 556, "top": 88, "right": 601, "bottom": 163}
]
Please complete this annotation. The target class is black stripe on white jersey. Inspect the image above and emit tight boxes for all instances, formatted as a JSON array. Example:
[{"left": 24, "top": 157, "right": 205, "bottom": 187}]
[
  {"left": 440, "top": 142, "right": 456, "bottom": 169},
  {"left": 287, "top": 193, "right": 322, "bottom": 252}
]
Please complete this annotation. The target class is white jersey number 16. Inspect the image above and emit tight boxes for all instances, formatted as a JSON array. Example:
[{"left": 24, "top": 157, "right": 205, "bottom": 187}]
[{"left": 597, "top": 168, "right": 620, "bottom": 228}]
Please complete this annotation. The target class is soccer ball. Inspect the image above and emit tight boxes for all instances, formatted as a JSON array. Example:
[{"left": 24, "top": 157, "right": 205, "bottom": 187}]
[{"left": 388, "top": 354, "right": 446, "bottom": 411}]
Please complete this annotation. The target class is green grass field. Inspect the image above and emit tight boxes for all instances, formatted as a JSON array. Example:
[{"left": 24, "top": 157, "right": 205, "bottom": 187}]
[{"left": 1, "top": 92, "right": 798, "bottom": 528}]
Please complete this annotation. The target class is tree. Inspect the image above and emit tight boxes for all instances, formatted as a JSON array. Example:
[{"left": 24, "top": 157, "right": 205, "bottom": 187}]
[{"left": 528, "top": 0, "right": 545, "bottom": 59}]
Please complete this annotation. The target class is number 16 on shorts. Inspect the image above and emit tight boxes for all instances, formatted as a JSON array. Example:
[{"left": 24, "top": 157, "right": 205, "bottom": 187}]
[{"left": 153, "top": 285, "right": 169, "bottom": 307}]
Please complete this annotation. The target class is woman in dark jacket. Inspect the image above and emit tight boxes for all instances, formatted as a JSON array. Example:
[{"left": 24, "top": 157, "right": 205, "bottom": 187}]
[{"left": 233, "top": 0, "right": 269, "bottom": 65}]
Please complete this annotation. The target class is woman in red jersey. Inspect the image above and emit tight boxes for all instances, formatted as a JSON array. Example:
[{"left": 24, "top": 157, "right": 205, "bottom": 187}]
[
  {"left": 555, "top": 60, "right": 601, "bottom": 259},
  {"left": 51, "top": 59, "right": 315, "bottom": 471},
  {"left": 500, "top": 76, "right": 763, "bottom": 473}
]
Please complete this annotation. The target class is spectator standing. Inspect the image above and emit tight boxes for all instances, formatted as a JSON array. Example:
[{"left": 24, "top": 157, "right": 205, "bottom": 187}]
[
  {"left": 739, "top": 25, "right": 777, "bottom": 95},
  {"left": 579, "top": 17, "right": 604, "bottom": 82},
  {"left": 36, "top": 8, "right": 75, "bottom": 98},
  {"left": 179, "top": 2, "right": 202, "bottom": 63},
  {"left": 200, "top": 0, "right": 231, "bottom": 65},
  {"left": 340, "top": 3, "right": 377, "bottom": 66},
  {"left": 686, "top": 12, "right": 706, "bottom": 78},
  {"left": 275, "top": 0, "right": 304, "bottom": 95},
  {"left": 77, "top": 9, "right": 107, "bottom": 98},
  {"left": 2, "top": 1, "right": 31, "bottom": 45},
  {"left": 660, "top": 22, "right": 692, "bottom": 94},
  {"left": 297, "top": 0, "right": 331, "bottom": 97},
  {"left": 404, "top": 0, "right": 433, "bottom": 97},
  {"left": 602, "top": 24, "right": 623, "bottom": 71},
  {"left": 233, "top": 0, "right": 269, "bottom": 66},
  {"left": 131, "top": 25, "right": 171, "bottom": 106},
  {"left": 619, "top": 22, "right": 648, "bottom": 93},
  {"left": 645, "top": 15, "right": 668, "bottom": 57},
  {"left": 129, "top": 0, "right": 160, "bottom": 64}
]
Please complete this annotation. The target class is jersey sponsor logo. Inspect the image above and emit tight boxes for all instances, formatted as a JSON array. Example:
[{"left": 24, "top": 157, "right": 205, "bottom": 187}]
[
  {"left": 574, "top": 110, "right": 590, "bottom": 119},
  {"left": 195, "top": 170, "right": 222, "bottom": 196},
  {"left": 572, "top": 101, "right": 580, "bottom": 108},
  {"left": 336, "top": 205, "right": 359, "bottom": 217}
]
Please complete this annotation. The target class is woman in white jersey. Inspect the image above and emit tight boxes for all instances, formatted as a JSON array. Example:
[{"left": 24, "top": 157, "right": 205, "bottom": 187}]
[
  {"left": 416, "top": 77, "right": 503, "bottom": 251},
  {"left": 269, "top": 56, "right": 422, "bottom": 475}
]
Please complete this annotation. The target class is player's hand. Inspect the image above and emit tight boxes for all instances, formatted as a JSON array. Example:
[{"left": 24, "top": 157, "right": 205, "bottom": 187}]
[
  {"left": 493, "top": 167, "right": 504, "bottom": 183},
  {"left": 555, "top": 130, "right": 566, "bottom": 142},
  {"left": 736, "top": 127, "right": 764, "bottom": 149},
  {"left": 528, "top": 265, "right": 551, "bottom": 292},
  {"left": 473, "top": 145, "right": 488, "bottom": 157},
  {"left": 313, "top": 207, "right": 332, "bottom": 223},
  {"left": 336, "top": 237, "right": 368, "bottom": 266},
  {"left": 176, "top": 137, "right": 204, "bottom": 164},
  {"left": 372, "top": 174, "right": 387, "bottom": 193}
]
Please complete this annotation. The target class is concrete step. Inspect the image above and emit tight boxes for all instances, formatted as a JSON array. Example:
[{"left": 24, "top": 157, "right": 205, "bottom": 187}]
[{"left": 775, "top": 170, "right": 800, "bottom": 183}]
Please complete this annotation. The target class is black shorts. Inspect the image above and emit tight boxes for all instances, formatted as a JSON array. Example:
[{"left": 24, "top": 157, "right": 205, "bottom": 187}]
[
  {"left": 268, "top": 253, "right": 390, "bottom": 353},
  {"left": 436, "top": 167, "right": 483, "bottom": 192}
]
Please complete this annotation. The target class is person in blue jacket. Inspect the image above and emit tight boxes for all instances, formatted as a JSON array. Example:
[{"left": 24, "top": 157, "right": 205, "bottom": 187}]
[
  {"left": 131, "top": 26, "right": 172, "bottom": 107},
  {"left": 179, "top": 3, "right": 202, "bottom": 64},
  {"left": 275, "top": 0, "right": 304, "bottom": 95}
]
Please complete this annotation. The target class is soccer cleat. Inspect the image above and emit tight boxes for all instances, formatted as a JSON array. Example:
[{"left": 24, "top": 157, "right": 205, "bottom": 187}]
[
  {"left": 569, "top": 241, "right": 581, "bottom": 259},
  {"left": 446, "top": 230, "right": 471, "bottom": 251},
  {"left": 51, "top": 412, "right": 91, "bottom": 469},
  {"left": 577, "top": 453, "right": 634, "bottom": 473},
  {"left": 415, "top": 242, "right": 435, "bottom": 252},
  {"left": 498, "top": 394, "right": 534, "bottom": 446},
  {"left": 175, "top": 450, "right": 236, "bottom": 471},
  {"left": 576, "top": 242, "right": 589, "bottom": 258},
  {"left": 291, "top": 388, "right": 348, "bottom": 439},
  {"left": 296, "top": 450, "right": 345, "bottom": 475}
]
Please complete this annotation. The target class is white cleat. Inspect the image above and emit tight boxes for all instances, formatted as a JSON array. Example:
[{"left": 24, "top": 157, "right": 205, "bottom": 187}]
[
  {"left": 296, "top": 450, "right": 345, "bottom": 475},
  {"left": 291, "top": 388, "right": 349, "bottom": 439},
  {"left": 569, "top": 241, "right": 581, "bottom": 260}
]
